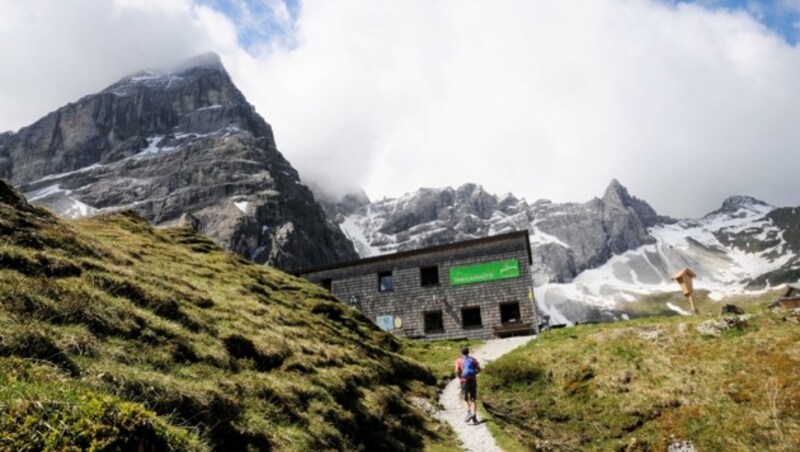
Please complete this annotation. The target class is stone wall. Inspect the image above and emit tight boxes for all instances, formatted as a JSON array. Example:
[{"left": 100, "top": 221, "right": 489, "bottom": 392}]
[{"left": 301, "top": 234, "right": 536, "bottom": 340}]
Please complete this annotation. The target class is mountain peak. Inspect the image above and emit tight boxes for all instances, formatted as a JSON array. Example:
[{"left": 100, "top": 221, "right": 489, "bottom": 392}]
[
  {"left": 3, "top": 53, "right": 357, "bottom": 271},
  {"left": 104, "top": 52, "right": 229, "bottom": 96},
  {"left": 715, "top": 195, "right": 771, "bottom": 215},
  {"left": 602, "top": 179, "right": 632, "bottom": 206},
  {"left": 174, "top": 52, "right": 224, "bottom": 73},
  {"left": 601, "top": 179, "right": 671, "bottom": 227}
]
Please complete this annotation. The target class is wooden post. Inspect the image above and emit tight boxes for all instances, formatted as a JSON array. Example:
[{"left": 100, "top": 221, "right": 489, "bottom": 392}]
[
  {"left": 672, "top": 268, "right": 699, "bottom": 315},
  {"left": 687, "top": 293, "right": 699, "bottom": 315}
]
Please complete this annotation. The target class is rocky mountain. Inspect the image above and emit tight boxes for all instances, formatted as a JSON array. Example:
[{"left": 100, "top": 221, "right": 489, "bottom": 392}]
[
  {"left": 327, "top": 181, "right": 799, "bottom": 323},
  {"left": 0, "top": 53, "right": 357, "bottom": 271},
  {"left": 330, "top": 180, "right": 671, "bottom": 284}
]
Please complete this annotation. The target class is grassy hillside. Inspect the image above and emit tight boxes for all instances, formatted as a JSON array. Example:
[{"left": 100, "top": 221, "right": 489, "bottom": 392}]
[
  {"left": 624, "top": 289, "right": 773, "bottom": 319},
  {"left": 481, "top": 296, "right": 800, "bottom": 450},
  {"left": 0, "top": 180, "right": 451, "bottom": 450}
]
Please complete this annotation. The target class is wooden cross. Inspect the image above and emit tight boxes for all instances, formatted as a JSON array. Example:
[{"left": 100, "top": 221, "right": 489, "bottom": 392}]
[{"left": 672, "top": 268, "right": 698, "bottom": 315}]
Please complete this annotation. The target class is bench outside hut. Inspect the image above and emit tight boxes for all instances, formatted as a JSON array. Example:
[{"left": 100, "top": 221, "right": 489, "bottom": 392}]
[{"left": 777, "top": 282, "right": 800, "bottom": 309}]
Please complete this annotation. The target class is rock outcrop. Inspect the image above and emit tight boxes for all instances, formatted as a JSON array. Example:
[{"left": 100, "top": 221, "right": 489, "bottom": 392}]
[
  {"left": 332, "top": 180, "right": 670, "bottom": 284},
  {"left": 0, "top": 53, "right": 357, "bottom": 271},
  {"left": 530, "top": 179, "right": 672, "bottom": 283}
]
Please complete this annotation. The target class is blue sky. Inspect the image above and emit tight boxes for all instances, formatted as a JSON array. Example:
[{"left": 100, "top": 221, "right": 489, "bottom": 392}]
[
  {"left": 197, "top": 0, "right": 301, "bottom": 49},
  {"left": 675, "top": 0, "right": 800, "bottom": 43}
]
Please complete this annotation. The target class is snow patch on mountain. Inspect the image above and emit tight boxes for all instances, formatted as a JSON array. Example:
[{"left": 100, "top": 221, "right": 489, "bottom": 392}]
[
  {"left": 530, "top": 218, "right": 570, "bottom": 248},
  {"left": 24, "top": 183, "right": 98, "bottom": 219},
  {"left": 26, "top": 184, "right": 69, "bottom": 202},
  {"left": 234, "top": 200, "right": 250, "bottom": 213},
  {"left": 535, "top": 201, "right": 792, "bottom": 322}
]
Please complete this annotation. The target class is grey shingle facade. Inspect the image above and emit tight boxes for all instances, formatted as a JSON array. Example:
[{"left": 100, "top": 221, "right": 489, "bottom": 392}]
[{"left": 298, "top": 231, "right": 537, "bottom": 340}]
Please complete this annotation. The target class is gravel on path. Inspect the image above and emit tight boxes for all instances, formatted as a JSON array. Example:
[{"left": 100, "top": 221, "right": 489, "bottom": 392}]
[{"left": 435, "top": 335, "right": 536, "bottom": 452}]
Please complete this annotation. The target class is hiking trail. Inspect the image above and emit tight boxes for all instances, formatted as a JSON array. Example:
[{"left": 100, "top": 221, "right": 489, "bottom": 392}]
[{"left": 436, "top": 335, "right": 535, "bottom": 452}]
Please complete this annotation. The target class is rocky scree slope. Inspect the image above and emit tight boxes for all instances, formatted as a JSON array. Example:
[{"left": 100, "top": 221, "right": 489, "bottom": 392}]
[
  {"left": 0, "top": 53, "right": 356, "bottom": 271},
  {"left": 326, "top": 182, "right": 800, "bottom": 323},
  {"left": 0, "top": 179, "right": 441, "bottom": 450}
]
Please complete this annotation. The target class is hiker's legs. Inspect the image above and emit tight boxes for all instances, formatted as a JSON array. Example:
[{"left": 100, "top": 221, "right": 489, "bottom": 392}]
[
  {"left": 470, "top": 382, "right": 478, "bottom": 421},
  {"left": 461, "top": 383, "right": 471, "bottom": 417},
  {"left": 463, "top": 380, "right": 478, "bottom": 422}
]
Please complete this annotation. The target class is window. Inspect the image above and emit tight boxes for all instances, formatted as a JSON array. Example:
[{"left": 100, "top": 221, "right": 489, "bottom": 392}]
[
  {"left": 378, "top": 271, "right": 394, "bottom": 292},
  {"left": 320, "top": 278, "right": 332, "bottom": 291},
  {"left": 500, "top": 302, "right": 521, "bottom": 324},
  {"left": 420, "top": 266, "right": 439, "bottom": 287},
  {"left": 424, "top": 311, "right": 444, "bottom": 333},
  {"left": 461, "top": 307, "right": 483, "bottom": 329}
]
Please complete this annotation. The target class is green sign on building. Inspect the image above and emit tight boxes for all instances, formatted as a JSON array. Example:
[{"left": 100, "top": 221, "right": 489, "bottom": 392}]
[{"left": 449, "top": 259, "right": 520, "bottom": 286}]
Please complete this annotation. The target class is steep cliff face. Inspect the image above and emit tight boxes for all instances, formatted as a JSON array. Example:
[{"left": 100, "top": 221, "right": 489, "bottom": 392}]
[
  {"left": 1, "top": 53, "right": 357, "bottom": 271},
  {"left": 334, "top": 184, "right": 532, "bottom": 258},
  {"left": 0, "top": 132, "right": 11, "bottom": 178},
  {"left": 529, "top": 179, "right": 668, "bottom": 283}
]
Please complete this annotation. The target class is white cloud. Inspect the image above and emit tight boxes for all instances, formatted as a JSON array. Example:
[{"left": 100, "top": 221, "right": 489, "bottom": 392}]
[
  {"left": 2, "top": 0, "right": 800, "bottom": 218},
  {"left": 0, "top": 0, "right": 219, "bottom": 131},
  {"left": 234, "top": 0, "right": 800, "bottom": 218}
]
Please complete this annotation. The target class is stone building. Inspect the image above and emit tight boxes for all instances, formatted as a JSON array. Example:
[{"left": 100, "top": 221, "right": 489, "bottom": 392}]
[{"left": 298, "top": 231, "right": 536, "bottom": 340}]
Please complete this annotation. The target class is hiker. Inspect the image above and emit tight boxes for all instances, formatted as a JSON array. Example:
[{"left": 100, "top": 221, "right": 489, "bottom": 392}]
[{"left": 455, "top": 346, "right": 481, "bottom": 424}]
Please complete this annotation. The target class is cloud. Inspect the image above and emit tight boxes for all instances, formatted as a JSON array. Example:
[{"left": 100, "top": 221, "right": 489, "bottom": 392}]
[
  {"left": 236, "top": 0, "right": 800, "bottom": 218},
  {"left": 2, "top": 0, "right": 800, "bottom": 218},
  {"left": 0, "top": 0, "right": 221, "bottom": 131}
]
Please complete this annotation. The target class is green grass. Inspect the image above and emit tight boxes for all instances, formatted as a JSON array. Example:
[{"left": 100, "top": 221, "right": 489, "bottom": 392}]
[
  {"left": 629, "top": 289, "right": 778, "bottom": 318},
  {"left": 0, "top": 180, "right": 450, "bottom": 450},
  {"left": 401, "top": 338, "right": 532, "bottom": 451},
  {"left": 484, "top": 419, "right": 528, "bottom": 452},
  {"left": 0, "top": 356, "right": 205, "bottom": 451},
  {"left": 400, "top": 339, "right": 484, "bottom": 450},
  {"left": 481, "top": 299, "right": 800, "bottom": 451}
]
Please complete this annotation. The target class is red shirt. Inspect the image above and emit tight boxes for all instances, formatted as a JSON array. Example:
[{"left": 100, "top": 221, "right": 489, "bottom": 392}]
[{"left": 454, "top": 356, "right": 481, "bottom": 382}]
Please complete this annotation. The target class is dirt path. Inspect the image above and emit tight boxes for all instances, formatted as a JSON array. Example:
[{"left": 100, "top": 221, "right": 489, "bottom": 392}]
[{"left": 435, "top": 336, "right": 535, "bottom": 452}]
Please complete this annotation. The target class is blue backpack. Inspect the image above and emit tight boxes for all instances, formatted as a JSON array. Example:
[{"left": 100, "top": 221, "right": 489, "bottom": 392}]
[{"left": 461, "top": 356, "right": 478, "bottom": 379}]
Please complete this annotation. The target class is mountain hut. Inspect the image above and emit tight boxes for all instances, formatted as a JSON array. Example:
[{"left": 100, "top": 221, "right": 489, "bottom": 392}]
[
  {"left": 777, "top": 282, "right": 800, "bottom": 309},
  {"left": 297, "top": 231, "right": 537, "bottom": 340}
]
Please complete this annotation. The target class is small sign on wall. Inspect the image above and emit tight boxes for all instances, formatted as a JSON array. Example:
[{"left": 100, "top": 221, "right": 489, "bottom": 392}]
[{"left": 376, "top": 315, "right": 395, "bottom": 331}]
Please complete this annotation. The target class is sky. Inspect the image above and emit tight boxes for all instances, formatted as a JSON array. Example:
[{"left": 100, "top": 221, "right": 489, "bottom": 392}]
[{"left": 1, "top": 0, "right": 799, "bottom": 218}]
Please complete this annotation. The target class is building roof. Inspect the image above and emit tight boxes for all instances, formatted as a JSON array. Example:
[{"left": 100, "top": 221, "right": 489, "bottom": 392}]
[
  {"left": 672, "top": 268, "right": 696, "bottom": 280},
  {"left": 783, "top": 282, "right": 800, "bottom": 297},
  {"left": 297, "top": 230, "right": 532, "bottom": 275}
]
